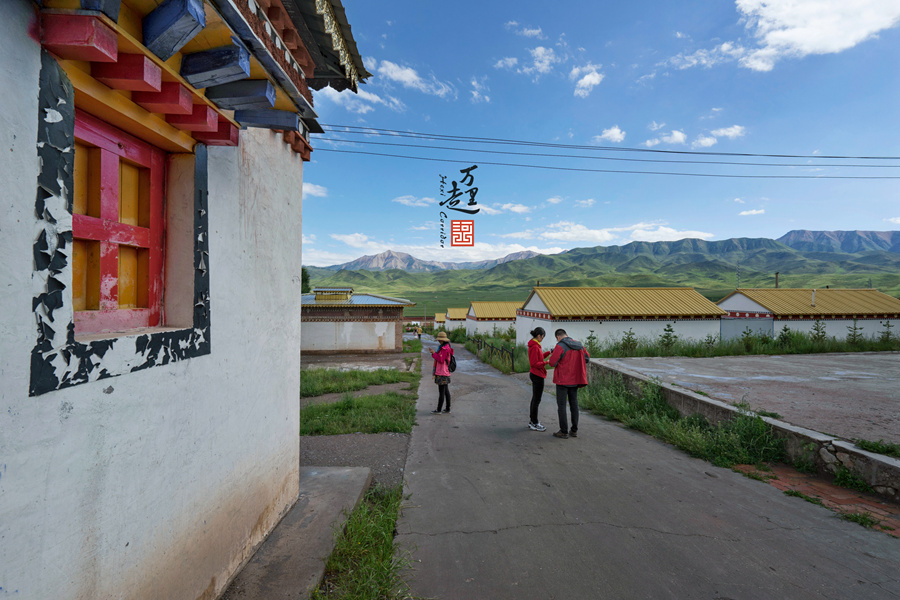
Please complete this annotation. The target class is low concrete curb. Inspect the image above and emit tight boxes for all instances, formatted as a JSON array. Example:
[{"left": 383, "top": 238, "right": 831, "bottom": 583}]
[
  {"left": 220, "top": 466, "right": 373, "bottom": 600},
  {"left": 590, "top": 359, "right": 900, "bottom": 502}
]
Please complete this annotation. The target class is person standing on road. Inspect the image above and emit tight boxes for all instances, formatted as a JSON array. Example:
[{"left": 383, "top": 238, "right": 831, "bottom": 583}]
[
  {"left": 527, "top": 327, "right": 552, "bottom": 431},
  {"left": 547, "top": 329, "right": 590, "bottom": 439},
  {"left": 416, "top": 325, "right": 423, "bottom": 340},
  {"left": 431, "top": 331, "right": 454, "bottom": 414}
]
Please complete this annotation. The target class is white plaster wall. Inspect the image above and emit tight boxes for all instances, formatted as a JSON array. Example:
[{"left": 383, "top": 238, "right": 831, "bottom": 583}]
[
  {"left": 515, "top": 315, "right": 719, "bottom": 351},
  {"left": 445, "top": 319, "right": 466, "bottom": 331},
  {"left": 717, "top": 294, "right": 769, "bottom": 313},
  {"left": 302, "top": 320, "right": 396, "bottom": 351},
  {"left": 467, "top": 319, "right": 515, "bottom": 337},
  {"left": 773, "top": 318, "right": 900, "bottom": 340},
  {"left": 0, "top": 19, "right": 304, "bottom": 595}
]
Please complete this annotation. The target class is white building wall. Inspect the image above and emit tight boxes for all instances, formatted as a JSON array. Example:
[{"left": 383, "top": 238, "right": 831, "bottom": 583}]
[
  {"left": 516, "top": 314, "right": 719, "bottom": 352},
  {"left": 302, "top": 320, "right": 397, "bottom": 351},
  {"left": 0, "top": 9, "right": 303, "bottom": 597},
  {"left": 445, "top": 318, "right": 467, "bottom": 331},
  {"left": 466, "top": 318, "right": 515, "bottom": 337},
  {"left": 774, "top": 318, "right": 900, "bottom": 340}
]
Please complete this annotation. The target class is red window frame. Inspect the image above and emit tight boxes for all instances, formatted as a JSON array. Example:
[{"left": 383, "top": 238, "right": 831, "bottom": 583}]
[{"left": 73, "top": 110, "right": 165, "bottom": 335}]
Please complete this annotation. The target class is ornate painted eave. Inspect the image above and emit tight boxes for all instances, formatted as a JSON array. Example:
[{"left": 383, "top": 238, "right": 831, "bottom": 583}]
[{"left": 282, "top": 0, "right": 371, "bottom": 92}]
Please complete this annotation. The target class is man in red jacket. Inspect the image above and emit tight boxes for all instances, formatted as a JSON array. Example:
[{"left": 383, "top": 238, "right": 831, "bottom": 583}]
[{"left": 547, "top": 329, "right": 590, "bottom": 439}]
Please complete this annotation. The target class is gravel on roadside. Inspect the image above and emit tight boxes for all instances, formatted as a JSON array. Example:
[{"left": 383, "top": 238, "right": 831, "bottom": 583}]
[{"left": 300, "top": 432, "right": 411, "bottom": 489}]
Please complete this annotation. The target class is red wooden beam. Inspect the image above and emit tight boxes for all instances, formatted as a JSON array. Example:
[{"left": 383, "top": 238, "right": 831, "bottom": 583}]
[
  {"left": 42, "top": 13, "right": 117, "bottom": 63},
  {"left": 132, "top": 82, "right": 193, "bottom": 115},
  {"left": 194, "top": 117, "right": 240, "bottom": 146},
  {"left": 92, "top": 54, "right": 162, "bottom": 92},
  {"left": 267, "top": 5, "right": 288, "bottom": 30},
  {"left": 165, "top": 104, "right": 219, "bottom": 132}
]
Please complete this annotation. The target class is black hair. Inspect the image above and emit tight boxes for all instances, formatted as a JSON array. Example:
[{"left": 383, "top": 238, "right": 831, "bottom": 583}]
[
  {"left": 554, "top": 328, "right": 567, "bottom": 338},
  {"left": 530, "top": 327, "right": 545, "bottom": 338}
]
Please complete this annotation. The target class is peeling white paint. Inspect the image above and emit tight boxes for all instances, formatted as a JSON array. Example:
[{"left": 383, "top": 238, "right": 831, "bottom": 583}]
[{"left": 44, "top": 107, "right": 63, "bottom": 122}]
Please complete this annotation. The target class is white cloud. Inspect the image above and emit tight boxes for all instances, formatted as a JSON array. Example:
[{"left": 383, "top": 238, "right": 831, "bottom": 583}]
[
  {"left": 546, "top": 196, "right": 564, "bottom": 204},
  {"left": 377, "top": 60, "right": 455, "bottom": 97},
  {"left": 478, "top": 204, "right": 503, "bottom": 215},
  {"left": 576, "top": 199, "right": 595, "bottom": 208},
  {"left": 330, "top": 233, "right": 373, "bottom": 248},
  {"left": 569, "top": 63, "right": 604, "bottom": 97},
  {"left": 470, "top": 77, "right": 491, "bottom": 103},
  {"left": 392, "top": 195, "right": 435, "bottom": 207},
  {"left": 734, "top": 197, "right": 745, "bottom": 203},
  {"left": 648, "top": 121, "right": 666, "bottom": 131},
  {"left": 886, "top": 217, "right": 900, "bottom": 224},
  {"left": 501, "top": 203, "right": 532, "bottom": 214},
  {"left": 663, "top": 42, "right": 746, "bottom": 69},
  {"left": 314, "top": 85, "right": 404, "bottom": 114},
  {"left": 540, "top": 222, "right": 619, "bottom": 243},
  {"left": 693, "top": 135, "right": 718, "bottom": 148},
  {"left": 593, "top": 125, "right": 626, "bottom": 143},
  {"left": 629, "top": 225, "right": 714, "bottom": 242},
  {"left": 410, "top": 222, "right": 437, "bottom": 231},
  {"left": 646, "top": 130, "right": 687, "bottom": 147},
  {"left": 518, "top": 27, "right": 544, "bottom": 38},
  {"left": 737, "top": 0, "right": 900, "bottom": 71},
  {"left": 496, "top": 230, "right": 537, "bottom": 239},
  {"left": 519, "top": 46, "right": 559, "bottom": 77},
  {"left": 739, "top": 209, "right": 765, "bottom": 216},
  {"left": 494, "top": 57, "right": 519, "bottom": 69},
  {"left": 711, "top": 125, "right": 746, "bottom": 138},
  {"left": 303, "top": 182, "right": 328, "bottom": 198},
  {"left": 302, "top": 234, "right": 316, "bottom": 244},
  {"left": 675, "top": 31, "right": 688, "bottom": 39}
]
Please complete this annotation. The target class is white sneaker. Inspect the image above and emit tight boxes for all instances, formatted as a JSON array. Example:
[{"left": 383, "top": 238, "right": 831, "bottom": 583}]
[{"left": 528, "top": 422, "right": 547, "bottom": 432}]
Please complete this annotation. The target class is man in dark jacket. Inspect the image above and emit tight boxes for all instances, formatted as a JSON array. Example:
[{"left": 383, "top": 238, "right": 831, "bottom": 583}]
[{"left": 547, "top": 329, "right": 590, "bottom": 439}]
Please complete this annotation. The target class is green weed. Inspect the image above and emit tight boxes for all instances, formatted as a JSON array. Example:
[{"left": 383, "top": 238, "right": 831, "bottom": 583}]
[
  {"left": 854, "top": 438, "right": 900, "bottom": 459},
  {"left": 833, "top": 466, "right": 875, "bottom": 493},
  {"left": 300, "top": 368, "right": 418, "bottom": 398},
  {"left": 839, "top": 511, "right": 882, "bottom": 529},
  {"left": 402, "top": 338, "right": 422, "bottom": 353},
  {"left": 312, "top": 485, "right": 411, "bottom": 600},
  {"left": 783, "top": 489, "right": 824, "bottom": 506},
  {"left": 299, "top": 391, "right": 417, "bottom": 435}
]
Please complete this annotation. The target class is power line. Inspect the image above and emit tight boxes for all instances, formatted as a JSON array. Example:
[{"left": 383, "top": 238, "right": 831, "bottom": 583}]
[
  {"left": 316, "top": 148, "right": 900, "bottom": 179},
  {"left": 321, "top": 124, "right": 900, "bottom": 161},
  {"left": 318, "top": 137, "right": 900, "bottom": 169}
]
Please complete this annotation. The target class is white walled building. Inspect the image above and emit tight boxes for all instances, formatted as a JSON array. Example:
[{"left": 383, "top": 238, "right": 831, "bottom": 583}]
[
  {"left": 718, "top": 288, "right": 900, "bottom": 341},
  {"left": 466, "top": 301, "right": 522, "bottom": 337},
  {"left": 301, "top": 288, "right": 415, "bottom": 353},
  {"left": 516, "top": 287, "right": 725, "bottom": 351},
  {"left": 0, "top": 1, "right": 369, "bottom": 598},
  {"left": 444, "top": 307, "right": 469, "bottom": 331}
]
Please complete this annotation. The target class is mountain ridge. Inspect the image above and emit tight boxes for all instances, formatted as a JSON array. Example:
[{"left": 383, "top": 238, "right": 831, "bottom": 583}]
[{"left": 319, "top": 249, "right": 541, "bottom": 272}]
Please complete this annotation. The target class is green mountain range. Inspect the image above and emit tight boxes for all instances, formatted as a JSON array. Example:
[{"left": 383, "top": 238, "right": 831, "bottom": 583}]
[{"left": 307, "top": 231, "right": 900, "bottom": 317}]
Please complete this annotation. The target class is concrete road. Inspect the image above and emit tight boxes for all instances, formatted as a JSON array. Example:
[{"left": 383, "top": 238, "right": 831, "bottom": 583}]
[{"left": 398, "top": 341, "right": 900, "bottom": 600}]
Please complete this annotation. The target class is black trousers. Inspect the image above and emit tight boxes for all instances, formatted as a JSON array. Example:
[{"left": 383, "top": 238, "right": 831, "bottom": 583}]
[
  {"left": 556, "top": 385, "right": 579, "bottom": 434},
  {"left": 529, "top": 373, "right": 545, "bottom": 424},
  {"left": 437, "top": 384, "right": 451, "bottom": 411}
]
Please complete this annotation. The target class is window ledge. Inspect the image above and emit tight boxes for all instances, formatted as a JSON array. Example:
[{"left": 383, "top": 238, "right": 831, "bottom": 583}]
[{"left": 75, "top": 325, "right": 193, "bottom": 344}]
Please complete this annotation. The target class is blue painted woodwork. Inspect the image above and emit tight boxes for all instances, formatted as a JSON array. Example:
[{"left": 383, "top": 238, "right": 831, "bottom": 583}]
[
  {"left": 205, "top": 80, "right": 276, "bottom": 110},
  {"left": 180, "top": 38, "right": 251, "bottom": 89},
  {"left": 81, "top": 0, "right": 121, "bottom": 21},
  {"left": 143, "top": 0, "right": 205, "bottom": 62},
  {"left": 234, "top": 109, "right": 300, "bottom": 131}
]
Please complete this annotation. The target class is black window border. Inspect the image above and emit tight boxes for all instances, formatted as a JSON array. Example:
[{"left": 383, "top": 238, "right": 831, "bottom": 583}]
[{"left": 30, "top": 51, "right": 211, "bottom": 396}]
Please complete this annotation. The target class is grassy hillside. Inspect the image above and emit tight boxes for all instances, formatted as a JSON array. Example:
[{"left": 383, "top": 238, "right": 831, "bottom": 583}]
[{"left": 307, "top": 237, "right": 900, "bottom": 317}]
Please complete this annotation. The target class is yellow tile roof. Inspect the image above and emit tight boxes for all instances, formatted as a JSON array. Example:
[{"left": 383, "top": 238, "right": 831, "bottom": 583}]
[
  {"left": 722, "top": 288, "right": 900, "bottom": 316},
  {"left": 434, "top": 313, "right": 446, "bottom": 322},
  {"left": 531, "top": 287, "right": 725, "bottom": 318},
  {"left": 446, "top": 307, "right": 469, "bottom": 320},
  {"left": 469, "top": 301, "right": 522, "bottom": 319}
]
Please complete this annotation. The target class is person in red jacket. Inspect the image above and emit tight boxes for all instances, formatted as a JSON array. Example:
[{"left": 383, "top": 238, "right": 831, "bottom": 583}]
[
  {"left": 547, "top": 329, "right": 590, "bottom": 439},
  {"left": 527, "top": 327, "right": 552, "bottom": 431},
  {"left": 431, "top": 331, "right": 454, "bottom": 414}
]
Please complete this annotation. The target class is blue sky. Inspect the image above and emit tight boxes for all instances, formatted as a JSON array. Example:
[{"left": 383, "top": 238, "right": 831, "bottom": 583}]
[{"left": 301, "top": 0, "right": 900, "bottom": 266}]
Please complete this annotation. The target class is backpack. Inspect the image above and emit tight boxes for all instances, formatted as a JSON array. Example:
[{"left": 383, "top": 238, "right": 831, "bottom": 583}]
[{"left": 448, "top": 353, "right": 457, "bottom": 373}]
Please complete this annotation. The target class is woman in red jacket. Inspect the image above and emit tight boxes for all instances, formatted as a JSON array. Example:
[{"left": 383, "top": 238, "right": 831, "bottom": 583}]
[
  {"left": 527, "top": 327, "right": 552, "bottom": 431},
  {"left": 431, "top": 331, "right": 454, "bottom": 414}
]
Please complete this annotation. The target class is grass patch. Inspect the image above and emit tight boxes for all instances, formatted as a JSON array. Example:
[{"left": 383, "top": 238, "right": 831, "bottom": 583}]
[
  {"left": 301, "top": 368, "right": 418, "bottom": 398},
  {"left": 580, "top": 373, "right": 786, "bottom": 469},
  {"left": 839, "top": 511, "right": 883, "bottom": 529},
  {"left": 783, "top": 489, "right": 824, "bottom": 506},
  {"left": 833, "top": 466, "right": 875, "bottom": 494},
  {"left": 299, "top": 392, "right": 417, "bottom": 435},
  {"left": 755, "top": 410, "right": 783, "bottom": 419},
  {"left": 854, "top": 438, "right": 900, "bottom": 459},
  {"left": 312, "top": 485, "right": 411, "bottom": 600},
  {"left": 402, "top": 338, "right": 422, "bottom": 353}
]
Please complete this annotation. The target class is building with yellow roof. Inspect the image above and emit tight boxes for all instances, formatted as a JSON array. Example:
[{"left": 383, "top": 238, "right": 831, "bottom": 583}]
[
  {"left": 435, "top": 313, "right": 446, "bottom": 325},
  {"left": 718, "top": 288, "right": 900, "bottom": 341},
  {"left": 444, "top": 307, "right": 470, "bottom": 331},
  {"left": 466, "top": 301, "right": 523, "bottom": 336},
  {"left": 517, "top": 287, "right": 725, "bottom": 349}
]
